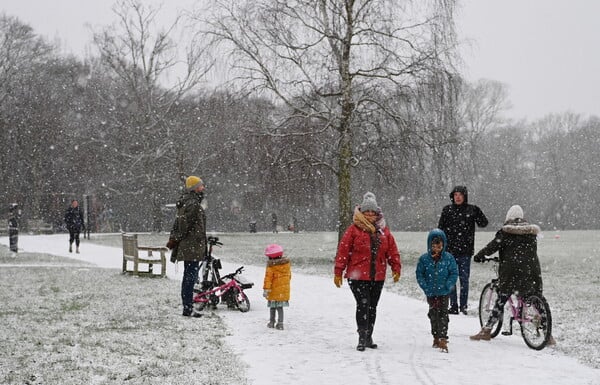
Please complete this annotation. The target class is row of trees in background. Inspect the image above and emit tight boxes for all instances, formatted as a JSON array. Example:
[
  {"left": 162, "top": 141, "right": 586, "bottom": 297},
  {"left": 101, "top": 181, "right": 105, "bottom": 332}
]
[{"left": 1, "top": 1, "right": 599, "bottom": 235}]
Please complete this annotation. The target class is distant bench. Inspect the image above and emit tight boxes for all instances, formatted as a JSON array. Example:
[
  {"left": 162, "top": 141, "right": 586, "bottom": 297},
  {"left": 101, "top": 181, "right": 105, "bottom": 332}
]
[
  {"left": 28, "top": 219, "right": 53, "bottom": 234},
  {"left": 121, "top": 233, "right": 167, "bottom": 278}
]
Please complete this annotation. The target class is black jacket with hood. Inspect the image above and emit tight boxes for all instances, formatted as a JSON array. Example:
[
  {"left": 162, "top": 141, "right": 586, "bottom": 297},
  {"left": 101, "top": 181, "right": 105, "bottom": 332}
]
[
  {"left": 474, "top": 214, "right": 543, "bottom": 296},
  {"left": 438, "top": 186, "right": 488, "bottom": 257}
]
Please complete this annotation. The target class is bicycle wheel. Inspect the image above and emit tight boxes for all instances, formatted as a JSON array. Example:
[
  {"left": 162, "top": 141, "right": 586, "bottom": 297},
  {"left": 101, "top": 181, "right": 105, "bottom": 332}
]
[
  {"left": 232, "top": 288, "right": 250, "bottom": 312},
  {"left": 193, "top": 293, "right": 208, "bottom": 312},
  {"left": 478, "top": 282, "right": 503, "bottom": 338},
  {"left": 520, "top": 294, "right": 552, "bottom": 350}
]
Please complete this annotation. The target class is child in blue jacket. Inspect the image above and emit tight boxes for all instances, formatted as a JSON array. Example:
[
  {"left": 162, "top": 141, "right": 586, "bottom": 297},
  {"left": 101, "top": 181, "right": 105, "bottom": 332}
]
[{"left": 416, "top": 229, "right": 458, "bottom": 352}]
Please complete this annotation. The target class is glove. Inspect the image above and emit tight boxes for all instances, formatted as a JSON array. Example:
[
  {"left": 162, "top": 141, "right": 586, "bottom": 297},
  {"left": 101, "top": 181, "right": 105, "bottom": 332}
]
[
  {"left": 334, "top": 275, "right": 343, "bottom": 288},
  {"left": 166, "top": 239, "right": 178, "bottom": 250},
  {"left": 263, "top": 290, "right": 270, "bottom": 299},
  {"left": 473, "top": 253, "right": 485, "bottom": 263},
  {"left": 393, "top": 272, "right": 400, "bottom": 283}
]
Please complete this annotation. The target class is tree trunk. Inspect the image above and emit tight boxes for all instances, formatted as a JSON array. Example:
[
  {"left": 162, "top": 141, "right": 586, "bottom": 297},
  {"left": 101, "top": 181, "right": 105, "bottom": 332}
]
[{"left": 337, "top": 128, "right": 353, "bottom": 241}]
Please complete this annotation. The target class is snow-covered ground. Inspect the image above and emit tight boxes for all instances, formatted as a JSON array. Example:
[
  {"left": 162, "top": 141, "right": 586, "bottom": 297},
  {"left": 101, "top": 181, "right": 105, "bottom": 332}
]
[{"left": 1, "top": 233, "right": 599, "bottom": 385}]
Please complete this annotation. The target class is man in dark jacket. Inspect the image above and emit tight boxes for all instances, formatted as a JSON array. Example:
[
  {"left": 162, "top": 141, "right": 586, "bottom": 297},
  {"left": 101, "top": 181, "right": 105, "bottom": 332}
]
[
  {"left": 438, "top": 186, "right": 488, "bottom": 314},
  {"left": 64, "top": 200, "right": 85, "bottom": 253},
  {"left": 166, "top": 176, "right": 207, "bottom": 317}
]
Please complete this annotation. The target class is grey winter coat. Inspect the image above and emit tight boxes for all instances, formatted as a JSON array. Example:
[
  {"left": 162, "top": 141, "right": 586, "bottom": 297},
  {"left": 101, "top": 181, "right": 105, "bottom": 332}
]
[
  {"left": 474, "top": 219, "right": 543, "bottom": 296},
  {"left": 169, "top": 191, "right": 207, "bottom": 262}
]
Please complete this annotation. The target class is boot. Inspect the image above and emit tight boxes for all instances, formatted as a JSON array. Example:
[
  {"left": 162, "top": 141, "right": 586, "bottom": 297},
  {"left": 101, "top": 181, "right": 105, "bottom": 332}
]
[
  {"left": 69, "top": 244, "right": 72, "bottom": 253},
  {"left": 470, "top": 327, "right": 492, "bottom": 341},
  {"left": 266, "top": 321, "right": 275, "bottom": 328},
  {"left": 356, "top": 330, "right": 367, "bottom": 351},
  {"left": 438, "top": 338, "right": 448, "bottom": 352},
  {"left": 365, "top": 329, "right": 378, "bottom": 349},
  {"left": 275, "top": 322, "right": 284, "bottom": 330},
  {"left": 547, "top": 335, "right": 556, "bottom": 346},
  {"left": 76, "top": 246, "right": 80, "bottom": 254},
  {"left": 448, "top": 305, "right": 458, "bottom": 315},
  {"left": 432, "top": 337, "right": 440, "bottom": 348}
]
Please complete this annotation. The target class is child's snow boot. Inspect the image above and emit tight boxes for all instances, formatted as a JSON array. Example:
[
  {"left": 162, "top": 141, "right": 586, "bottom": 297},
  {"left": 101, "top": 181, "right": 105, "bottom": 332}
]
[
  {"left": 432, "top": 337, "right": 440, "bottom": 348},
  {"left": 438, "top": 338, "right": 448, "bottom": 352},
  {"left": 267, "top": 321, "right": 275, "bottom": 328},
  {"left": 275, "top": 322, "right": 284, "bottom": 330}
]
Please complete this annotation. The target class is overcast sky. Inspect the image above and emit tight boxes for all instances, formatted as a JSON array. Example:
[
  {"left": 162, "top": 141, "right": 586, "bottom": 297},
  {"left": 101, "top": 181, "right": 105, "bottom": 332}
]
[{"left": 1, "top": 0, "right": 599, "bottom": 122}]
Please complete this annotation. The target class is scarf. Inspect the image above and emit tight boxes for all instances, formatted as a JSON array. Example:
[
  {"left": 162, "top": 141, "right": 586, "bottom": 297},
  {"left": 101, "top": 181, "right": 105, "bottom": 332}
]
[{"left": 353, "top": 209, "right": 376, "bottom": 234}]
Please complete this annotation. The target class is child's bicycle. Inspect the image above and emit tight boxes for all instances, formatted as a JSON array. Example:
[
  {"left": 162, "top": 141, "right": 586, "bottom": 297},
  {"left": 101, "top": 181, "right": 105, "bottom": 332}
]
[
  {"left": 193, "top": 236, "right": 253, "bottom": 312},
  {"left": 478, "top": 257, "right": 552, "bottom": 350},
  {"left": 193, "top": 266, "right": 252, "bottom": 312}
]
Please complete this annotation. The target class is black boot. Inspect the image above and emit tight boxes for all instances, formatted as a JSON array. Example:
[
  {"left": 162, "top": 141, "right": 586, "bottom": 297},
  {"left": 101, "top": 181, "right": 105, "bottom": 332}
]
[
  {"left": 357, "top": 330, "right": 367, "bottom": 351},
  {"left": 365, "top": 329, "right": 378, "bottom": 349}
]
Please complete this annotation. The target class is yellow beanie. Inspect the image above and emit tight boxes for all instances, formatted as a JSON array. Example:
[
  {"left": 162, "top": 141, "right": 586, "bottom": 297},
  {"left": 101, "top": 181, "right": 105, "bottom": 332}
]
[{"left": 185, "top": 176, "right": 203, "bottom": 191}]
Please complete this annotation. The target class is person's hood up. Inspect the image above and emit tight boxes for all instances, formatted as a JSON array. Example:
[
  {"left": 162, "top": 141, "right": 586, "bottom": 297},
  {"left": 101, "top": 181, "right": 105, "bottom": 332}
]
[
  {"left": 449, "top": 185, "right": 468, "bottom": 204},
  {"left": 427, "top": 228, "right": 447, "bottom": 255}
]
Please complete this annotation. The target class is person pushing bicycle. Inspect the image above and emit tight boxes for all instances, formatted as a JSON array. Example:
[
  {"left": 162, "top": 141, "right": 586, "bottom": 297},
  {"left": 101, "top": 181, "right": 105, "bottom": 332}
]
[{"left": 470, "top": 205, "right": 554, "bottom": 345}]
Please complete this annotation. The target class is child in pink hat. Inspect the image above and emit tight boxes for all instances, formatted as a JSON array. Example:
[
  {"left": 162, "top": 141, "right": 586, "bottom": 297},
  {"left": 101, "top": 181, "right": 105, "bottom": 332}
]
[{"left": 263, "top": 244, "right": 292, "bottom": 330}]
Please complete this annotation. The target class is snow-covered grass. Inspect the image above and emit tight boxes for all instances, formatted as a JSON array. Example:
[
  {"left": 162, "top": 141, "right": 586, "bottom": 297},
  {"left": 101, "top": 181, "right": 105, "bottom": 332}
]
[
  {"left": 0, "top": 249, "right": 246, "bottom": 385},
  {"left": 1, "top": 230, "right": 599, "bottom": 384}
]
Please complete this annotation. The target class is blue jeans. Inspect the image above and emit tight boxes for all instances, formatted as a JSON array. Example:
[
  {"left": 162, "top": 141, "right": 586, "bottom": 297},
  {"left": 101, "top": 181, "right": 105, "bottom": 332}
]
[
  {"left": 450, "top": 255, "right": 471, "bottom": 310},
  {"left": 181, "top": 261, "right": 200, "bottom": 313}
]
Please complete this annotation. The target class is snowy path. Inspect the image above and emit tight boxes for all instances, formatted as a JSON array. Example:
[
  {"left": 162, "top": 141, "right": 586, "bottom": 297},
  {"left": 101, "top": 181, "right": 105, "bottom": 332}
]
[{"left": 3, "top": 235, "right": 599, "bottom": 385}]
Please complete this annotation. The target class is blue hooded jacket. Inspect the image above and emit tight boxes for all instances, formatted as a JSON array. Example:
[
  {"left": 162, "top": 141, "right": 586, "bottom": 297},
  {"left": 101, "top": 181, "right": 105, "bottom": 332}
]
[{"left": 415, "top": 229, "right": 458, "bottom": 297}]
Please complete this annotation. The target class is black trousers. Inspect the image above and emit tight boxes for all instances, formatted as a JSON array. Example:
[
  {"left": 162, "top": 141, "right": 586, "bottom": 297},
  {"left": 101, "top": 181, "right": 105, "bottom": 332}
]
[
  {"left": 427, "top": 296, "right": 450, "bottom": 339},
  {"left": 348, "top": 279, "right": 384, "bottom": 333},
  {"left": 68, "top": 229, "right": 81, "bottom": 246}
]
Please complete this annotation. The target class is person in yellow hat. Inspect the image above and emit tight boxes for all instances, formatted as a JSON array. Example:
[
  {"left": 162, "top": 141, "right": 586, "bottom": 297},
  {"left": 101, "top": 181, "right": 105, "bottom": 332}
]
[{"left": 166, "top": 175, "right": 207, "bottom": 317}]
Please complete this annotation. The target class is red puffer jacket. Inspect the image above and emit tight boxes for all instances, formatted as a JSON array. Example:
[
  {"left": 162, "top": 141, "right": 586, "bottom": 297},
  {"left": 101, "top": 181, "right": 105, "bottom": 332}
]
[{"left": 334, "top": 225, "right": 401, "bottom": 281}]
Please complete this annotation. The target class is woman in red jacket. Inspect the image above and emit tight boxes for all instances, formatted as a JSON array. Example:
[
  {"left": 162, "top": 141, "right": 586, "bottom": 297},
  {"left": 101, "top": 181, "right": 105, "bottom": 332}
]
[{"left": 334, "top": 192, "right": 402, "bottom": 351}]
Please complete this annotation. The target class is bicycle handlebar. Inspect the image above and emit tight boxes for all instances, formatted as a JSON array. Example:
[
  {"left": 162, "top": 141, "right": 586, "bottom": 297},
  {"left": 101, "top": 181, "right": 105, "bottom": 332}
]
[
  {"left": 207, "top": 236, "right": 223, "bottom": 246},
  {"left": 222, "top": 266, "right": 245, "bottom": 279}
]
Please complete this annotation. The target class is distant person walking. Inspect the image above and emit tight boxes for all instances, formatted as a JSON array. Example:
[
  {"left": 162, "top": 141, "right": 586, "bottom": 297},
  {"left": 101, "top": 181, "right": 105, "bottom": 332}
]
[
  {"left": 166, "top": 176, "right": 207, "bottom": 318},
  {"left": 64, "top": 199, "right": 85, "bottom": 253},
  {"left": 438, "top": 185, "right": 488, "bottom": 315},
  {"left": 271, "top": 212, "right": 278, "bottom": 233},
  {"left": 8, "top": 203, "right": 19, "bottom": 253},
  {"left": 334, "top": 192, "right": 401, "bottom": 351}
]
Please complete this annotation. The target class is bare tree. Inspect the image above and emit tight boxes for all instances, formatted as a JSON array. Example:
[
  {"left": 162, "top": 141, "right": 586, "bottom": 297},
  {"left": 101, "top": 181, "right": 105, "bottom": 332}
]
[
  {"left": 458, "top": 78, "right": 509, "bottom": 178},
  {"left": 92, "top": 0, "right": 212, "bottom": 230},
  {"left": 197, "top": 0, "right": 458, "bottom": 237}
]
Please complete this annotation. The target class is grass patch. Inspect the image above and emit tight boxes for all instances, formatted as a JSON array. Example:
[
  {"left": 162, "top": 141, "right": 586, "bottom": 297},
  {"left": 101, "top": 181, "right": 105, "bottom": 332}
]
[{"left": 0, "top": 249, "right": 247, "bottom": 385}]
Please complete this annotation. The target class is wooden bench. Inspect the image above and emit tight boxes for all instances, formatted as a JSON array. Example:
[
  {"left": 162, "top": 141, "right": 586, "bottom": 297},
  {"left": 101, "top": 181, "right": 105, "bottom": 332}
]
[
  {"left": 28, "top": 219, "right": 53, "bottom": 234},
  {"left": 121, "top": 233, "right": 167, "bottom": 277}
]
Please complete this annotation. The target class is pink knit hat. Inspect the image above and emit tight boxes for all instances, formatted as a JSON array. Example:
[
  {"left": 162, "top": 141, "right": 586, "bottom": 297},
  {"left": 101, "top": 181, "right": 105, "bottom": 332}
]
[{"left": 264, "top": 244, "right": 284, "bottom": 258}]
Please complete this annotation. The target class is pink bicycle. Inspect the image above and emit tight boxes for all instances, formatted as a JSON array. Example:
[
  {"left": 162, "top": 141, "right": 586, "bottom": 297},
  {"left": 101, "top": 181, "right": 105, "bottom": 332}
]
[
  {"left": 478, "top": 257, "right": 552, "bottom": 350},
  {"left": 193, "top": 266, "right": 253, "bottom": 312}
]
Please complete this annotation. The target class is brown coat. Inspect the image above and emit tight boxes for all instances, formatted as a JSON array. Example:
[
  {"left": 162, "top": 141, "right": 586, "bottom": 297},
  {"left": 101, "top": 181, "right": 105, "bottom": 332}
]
[{"left": 169, "top": 191, "right": 207, "bottom": 262}]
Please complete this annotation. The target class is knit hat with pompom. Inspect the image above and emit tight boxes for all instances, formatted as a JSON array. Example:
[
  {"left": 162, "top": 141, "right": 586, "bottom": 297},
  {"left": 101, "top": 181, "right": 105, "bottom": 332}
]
[{"left": 360, "top": 192, "right": 379, "bottom": 213}]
